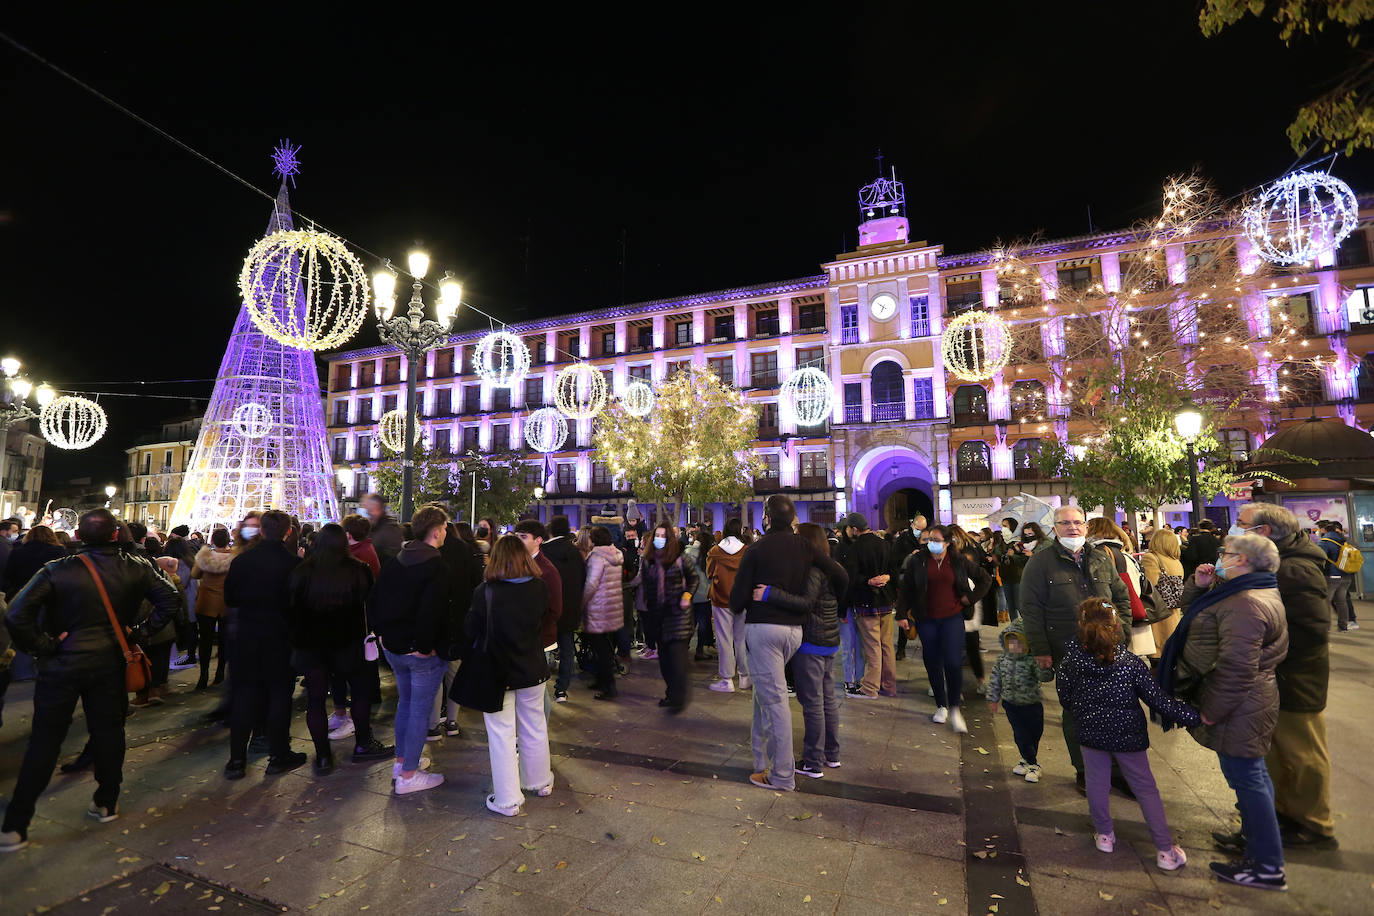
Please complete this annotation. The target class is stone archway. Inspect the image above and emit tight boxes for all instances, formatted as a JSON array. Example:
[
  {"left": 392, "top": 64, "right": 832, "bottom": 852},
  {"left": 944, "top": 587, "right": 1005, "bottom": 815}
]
[{"left": 850, "top": 443, "right": 936, "bottom": 532}]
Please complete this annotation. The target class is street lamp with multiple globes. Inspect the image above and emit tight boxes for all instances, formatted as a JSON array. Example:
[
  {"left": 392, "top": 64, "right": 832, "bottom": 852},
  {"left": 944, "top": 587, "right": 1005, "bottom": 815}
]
[
  {"left": 1174, "top": 403, "right": 1205, "bottom": 526},
  {"left": 0, "top": 358, "right": 55, "bottom": 508},
  {"left": 373, "top": 252, "right": 462, "bottom": 522}
]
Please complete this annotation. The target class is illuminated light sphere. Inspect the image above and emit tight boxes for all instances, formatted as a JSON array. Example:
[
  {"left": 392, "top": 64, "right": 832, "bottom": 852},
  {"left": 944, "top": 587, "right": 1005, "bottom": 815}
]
[
  {"left": 1243, "top": 170, "right": 1358, "bottom": 266},
  {"left": 941, "top": 310, "right": 1012, "bottom": 382},
  {"left": 40, "top": 395, "right": 108, "bottom": 450},
  {"left": 781, "top": 367, "right": 835, "bottom": 427},
  {"left": 238, "top": 229, "right": 371, "bottom": 351},
  {"left": 231, "top": 402, "right": 273, "bottom": 439},
  {"left": 554, "top": 363, "right": 609, "bottom": 420},
  {"left": 524, "top": 407, "right": 569, "bottom": 453},
  {"left": 378, "top": 409, "right": 421, "bottom": 452},
  {"left": 621, "top": 380, "right": 655, "bottom": 417},
  {"left": 474, "top": 330, "right": 531, "bottom": 388}
]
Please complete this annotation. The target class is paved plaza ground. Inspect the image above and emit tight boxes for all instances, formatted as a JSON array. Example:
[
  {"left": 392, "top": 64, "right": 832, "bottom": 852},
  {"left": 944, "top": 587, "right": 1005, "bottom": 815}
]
[{"left": 1, "top": 610, "right": 1371, "bottom": 916}]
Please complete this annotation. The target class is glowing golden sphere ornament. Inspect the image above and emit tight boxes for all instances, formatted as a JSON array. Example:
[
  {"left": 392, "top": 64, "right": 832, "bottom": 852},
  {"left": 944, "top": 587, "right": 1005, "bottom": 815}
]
[
  {"left": 238, "top": 229, "right": 371, "bottom": 351},
  {"left": 941, "top": 310, "right": 1012, "bottom": 382}
]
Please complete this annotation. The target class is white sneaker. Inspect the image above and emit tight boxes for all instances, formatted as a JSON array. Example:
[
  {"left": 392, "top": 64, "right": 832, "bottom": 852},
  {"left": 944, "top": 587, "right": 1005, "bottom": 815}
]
[
  {"left": 486, "top": 794, "right": 521, "bottom": 817},
  {"left": 393, "top": 756, "right": 432, "bottom": 778},
  {"left": 932, "top": 706, "right": 949, "bottom": 724},
  {"left": 327, "top": 712, "right": 349, "bottom": 733},
  {"left": 950, "top": 707, "right": 968, "bottom": 734},
  {"left": 1023, "top": 764, "right": 1041, "bottom": 783},
  {"left": 1156, "top": 844, "right": 1187, "bottom": 871},
  {"left": 708, "top": 678, "right": 735, "bottom": 693},
  {"left": 1095, "top": 831, "right": 1115, "bottom": 853},
  {"left": 328, "top": 719, "right": 356, "bottom": 741},
  {"left": 1012, "top": 759, "right": 1028, "bottom": 776},
  {"left": 737, "top": 676, "right": 752, "bottom": 690},
  {"left": 394, "top": 771, "right": 443, "bottom": 795}
]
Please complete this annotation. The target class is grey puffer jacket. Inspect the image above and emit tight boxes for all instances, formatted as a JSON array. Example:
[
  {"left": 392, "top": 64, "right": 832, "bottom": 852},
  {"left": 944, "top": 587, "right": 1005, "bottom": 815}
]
[
  {"left": 1175, "top": 578, "right": 1289, "bottom": 758},
  {"left": 581, "top": 545, "right": 625, "bottom": 634}
]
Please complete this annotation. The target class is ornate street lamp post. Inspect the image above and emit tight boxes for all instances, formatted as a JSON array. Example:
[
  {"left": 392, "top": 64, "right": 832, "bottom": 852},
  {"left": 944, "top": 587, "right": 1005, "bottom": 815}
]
[
  {"left": 372, "top": 253, "right": 461, "bottom": 522},
  {"left": 1174, "top": 404, "right": 1205, "bottom": 527},
  {"left": 0, "top": 359, "right": 54, "bottom": 509}
]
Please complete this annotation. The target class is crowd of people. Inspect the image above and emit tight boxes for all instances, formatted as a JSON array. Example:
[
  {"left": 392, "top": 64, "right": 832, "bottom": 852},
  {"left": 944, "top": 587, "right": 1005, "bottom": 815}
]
[{"left": 0, "top": 493, "right": 1352, "bottom": 893}]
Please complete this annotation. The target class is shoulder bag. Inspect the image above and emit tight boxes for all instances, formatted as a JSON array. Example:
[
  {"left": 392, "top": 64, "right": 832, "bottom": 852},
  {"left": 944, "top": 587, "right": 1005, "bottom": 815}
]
[
  {"left": 449, "top": 584, "right": 506, "bottom": 714},
  {"left": 78, "top": 553, "right": 152, "bottom": 693}
]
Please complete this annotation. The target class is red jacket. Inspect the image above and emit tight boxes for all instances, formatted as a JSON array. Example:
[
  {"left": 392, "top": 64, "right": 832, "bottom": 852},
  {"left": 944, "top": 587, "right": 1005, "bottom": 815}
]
[
  {"left": 349, "top": 539, "right": 381, "bottom": 578},
  {"left": 535, "top": 551, "right": 563, "bottom": 648}
]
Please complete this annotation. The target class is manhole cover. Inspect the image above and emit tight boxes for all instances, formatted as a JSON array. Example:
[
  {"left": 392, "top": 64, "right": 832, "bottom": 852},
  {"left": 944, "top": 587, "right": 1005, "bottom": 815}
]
[{"left": 48, "top": 863, "right": 281, "bottom": 913}]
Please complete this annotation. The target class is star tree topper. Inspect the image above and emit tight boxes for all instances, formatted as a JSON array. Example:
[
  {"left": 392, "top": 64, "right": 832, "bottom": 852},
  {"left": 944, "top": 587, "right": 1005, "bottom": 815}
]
[{"left": 271, "top": 140, "right": 302, "bottom": 187}]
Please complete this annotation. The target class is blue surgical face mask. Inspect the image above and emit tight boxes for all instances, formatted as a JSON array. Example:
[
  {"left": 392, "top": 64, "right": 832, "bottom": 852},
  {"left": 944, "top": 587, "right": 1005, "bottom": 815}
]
[
  {"left": 652, "top": 536, "right": 666, "bottom": 549},
  {"left": 1228, "top": 524, "right": 1257, "bottom": 539},
  {"left": 1214, "top": 559, "right": 1229, "bottom": 581},
  {"left": 240, "top": 526, "right": 259, "bottom": 540},
  {"left": 928, "top": 541, "right": 946, "bottom": 555}
]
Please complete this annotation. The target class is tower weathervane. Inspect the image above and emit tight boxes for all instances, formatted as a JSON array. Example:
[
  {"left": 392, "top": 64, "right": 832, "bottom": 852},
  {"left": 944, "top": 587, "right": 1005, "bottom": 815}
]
[{"left": 271, "top": 140, "right": 302, "bottom": 186}]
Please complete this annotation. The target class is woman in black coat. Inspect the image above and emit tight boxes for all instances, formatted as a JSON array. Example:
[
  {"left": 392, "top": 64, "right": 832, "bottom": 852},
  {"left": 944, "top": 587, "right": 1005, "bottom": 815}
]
[
  {"left": 287, "top": 524, "right": 392, "bottom": 773},
  {"left": 2, "top": 527, "right": 68, "bottom": 600},
  {"left": 639, "top": 524, "right": 700, "bottom": 712}
]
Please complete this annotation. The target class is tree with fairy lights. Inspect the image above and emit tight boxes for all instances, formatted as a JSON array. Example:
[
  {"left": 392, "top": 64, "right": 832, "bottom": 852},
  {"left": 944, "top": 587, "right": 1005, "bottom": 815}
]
[
  {"left": 452, "top": 450, "right": 542, "bottom": 528},
  {"left": 593, "top": 365, "right": 761, "bottom": 527},
  {"left": 372, "top": 442, "right": 454, "bottom": 510}
]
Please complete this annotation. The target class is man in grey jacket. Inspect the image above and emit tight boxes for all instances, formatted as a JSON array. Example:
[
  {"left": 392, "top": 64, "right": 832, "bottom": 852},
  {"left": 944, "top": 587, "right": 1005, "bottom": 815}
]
[{"left": 1019, "top": 505, "right": 1129, "bottom": 787}]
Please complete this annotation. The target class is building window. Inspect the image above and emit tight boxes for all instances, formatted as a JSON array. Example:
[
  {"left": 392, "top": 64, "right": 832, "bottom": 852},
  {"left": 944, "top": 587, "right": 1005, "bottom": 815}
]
[
  {"left": 628, "top": 364, "right": 651, "bottom": 382},
  {"left": 1278, "top": 360, "right": 1322, "bottom": 405},
  {"left": 795, "top": 346, "right": 824, "bottom": 373},
  {"left": 675, "top": 321, "right": 692, "bottom": 347},
  {"left": 755, "top": 309, "right": 779, "bottom": 337},
  {"left": 462, "top": 426, "right": 480, "bottom": 454},
  {"left": 957, "top": 440, "right": 992, "bottom": 482},
  {"left": 1010, "top": 380, "right": 1047, "bottom": 423},
  {"left": 334, "top": 401, "right": 349, "bottom": 425},
  {"left": 912, "top": 378, "right": 934, "bottom": 419},
  {"left": 843, "top": 382, "right": 862, "bottom": 423},
  {"left": 525, "top": 376, "right": 544, "bottom": 406},
  {"left": 356, "top": 472, "right": 369, "bottom": 495},
  {"left": 357, "top": 435, "right": 372, "bottom": 460},
  {"left": 708, "top": 356, "right": 734, "bottom": 385},
  {"left": 492, "top": 424, "right": 510, "bottom": 452},
  {"left": 434, "top": 388, "right": 452, "bottom": 416},
  {"left": 601, "top": 331, "right": 616, "bottom": 355},
  {"left": 799, "top": 451, "right": 828, "bottom": 486},
  {"left": 665, "top": 359, "right": 691, "bottom": 379},
  {"left": 636, "top": 325, "right": 653, "bottom": 350},
  {"left": 564, "top": 334, "right": 581, "bottom": 359},
  {"left": 463, "top": 385, "right": 481, "bottom": 415},
  {"left": 434, "top": 427, "right": 451, "bottom": 455},
  {"left": 758, "top": 401, "right": 779, "bottom": 438},
  {"left": 1346, "top": 286, "right": 1374, "bottom": 329},
  {"left": 870, "top": 360, "right": 905, "bottom": 422},
  {"left": 592, "top": 461, "right": 612, "bottom": 491},
  {"left": 755, "top": 453, "right": 780, "bottom": 485},
  {"left": 383, "top": 357, "right": 401, "bottom": 385},
  {"left": 556, "top": 462, "right": 576, "bottom": 490},
  {"left": 333, "top": 437, "right": 348, "bottom": 462},
  {"left": 910, "top": 296, "right": 930, "bottom": 336},
  {"left": 493, "top": 388, "right": 512, "bottom": 412},
  {"left": 1012, "top": 438, "right": 1044, "bottom": 480},
  {"left": 358, "top": 362, "right": 375, "bottom": 387},
  {"left": 383, "top": 394, "right": 398, "bottom": 415},
  {"left": 796, "top": 302, "right": 825, "bottom": 332},
  {"left": 1219, "top": 428, "right": 1250, "bottom": 462},
  {"left": 750, "top": 351, "right": 779, "bottom": 387},
  {"left": 333, "top": 365, "right": 351, "bottom": 390},
  {"left": 535, "top": 340, "right": 547, "bottom": 364},
  {"left": 434, "top": 348, "right": 455, "bottom": 377},
  {"left": 523, "top": 463, "right": 542, "bottom": 486},
  {"left": 1056, "top": 265, "right": 1092, "bottom": 292},
  {"left": 841, "top": 305, "right": 859, "bottom": 344},
  {"left": 1337, "top": 229, "right": 1370, "bottom": 268},
  {"left": 1271, "top": 292, "right": 1314, "bottom": 337},
  {"left": 946, "top": 278, "right": 982, "bottom": 313},
  {"left": 953, "top": 384, "right": 988, "bottom": 424}
]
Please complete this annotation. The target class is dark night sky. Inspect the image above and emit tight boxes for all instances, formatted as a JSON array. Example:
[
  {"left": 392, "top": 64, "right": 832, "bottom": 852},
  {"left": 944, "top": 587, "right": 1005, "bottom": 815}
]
[{"left": 2, "top": 2, "right": 1369, "bottom": 490}]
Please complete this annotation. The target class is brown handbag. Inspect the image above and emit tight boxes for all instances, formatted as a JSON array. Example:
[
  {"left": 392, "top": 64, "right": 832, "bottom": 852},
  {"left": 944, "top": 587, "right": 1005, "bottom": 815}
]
[{"left": 78, "top": 553, "right": 152, "bottom": 693}]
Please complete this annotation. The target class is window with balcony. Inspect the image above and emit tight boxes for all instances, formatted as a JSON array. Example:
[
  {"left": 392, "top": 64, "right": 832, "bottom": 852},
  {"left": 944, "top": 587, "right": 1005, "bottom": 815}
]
[
  {"left": 1277, "top": 360, "right": 1322, "bottom": 405},
  {"left": 708, "top": 356, "right": 734, "bottom": 385},
  {"left": 755, "top": 309, "right": 779, "bottom": 337},
  {"left": 754, "top": 453, "right": 780, "bottom": 488},
  {"left": 355, "top": 472, "right": 369, "bottom": 495},
  {"left": 870, "top": 360, "right": 905, "bottom": 422},
  {"left": 796, "top": 302, "right": 825, "bottom": 332},
  {"left": 799, "top": 450, "right": 828, "bottom": 488},
  {"left": 713, "top": 315, "right": 735, "bottom": 341},
  {"left": 674, "top": 321, "right": 692, "bottom": 347},
  {"left": 635, "top": 325, "right": 653, "bottom": 351},
  {"left": 1012, "top": 438, "right": 1044, "bottom": 480},
  {"left": 333, "top": 365, "right": 351, "bottom": 390},
  {"left": 750, "top": 351, "right": 779, "bottom": 387},
  {"left": 523, "top": 463, "right": 542, "bottom": 486},
  {"left": 383, "top": 357, "right": 401, "bottom": 385},
  {"left": 1056, "top": 264, "right": 1093, "bottom": 293},
  {"left": 912, "top": 378, "right": 935, "bottom": 419},
  {"left": 843, "top": 382, "right": 862, "bottom": 423},
  {"left": 1219, "top": 428, "right": 1250, "bottom": 463},
  {"left": 333, "top": 401, "right": 349, "bottom": 425},
  {"left": 433, "top": 348, "right": 455, "bottom": 377},
  {"left": 957, "top": 440, "right": 992, "bottom": 482},
  {"left": 434, "top": 387, "right": 452, "bottom": 417},
  {"left": 592, "top": 461, "right": 613, "bottom": 492},
  {"left": 358, "top": 362, "right": 375, "bottom": 387},
  {"left": 332, "top": 437, "right": 348, "bottom": 462},
  {"left": 492, "top": 424, "right": 510, "bottom": 452},
  {"left": 525, "top": 376, "right": 544, "bottom": 407},
  {"left": 556, "top": 462, "right": 576, "bottom": 490},
  {"left": 493, "top": 388, "right": 512, "bottom": 412},
  {"left": 462, "top": 385, "right": 481, "bottom": 415},
  {"left": 1010, "top": 380, "right": 1047, "bottom": 423},
  {"left": 910, "top": 296, "right": 931, "bottom": 336},
  {"left": 357, "top": 435, "right": 373, "bottom": 461},
  {"left": 1337, "top": 228, "right": 1370, "bottom": 267},
  {"left": 665, "top": 359, "right": 691, "bottom": 379},
  {"left": 795, "top": 346, "right": 824, "bottom": 374},
  {"left": 535, "top": 340, "right": 548, "bottom": 364},
  {"left": 462, "top": 426, "right": 480, "bottom": 454},
  {"left": 953, "top": 384, "right": 989, "bottom": 425},
  {"left": 841, "top": 304, "right": 859, "bottom": 343},
  {"left": 628, "top": 364, "right": 651, "bottom": 382},
  {"left": 945, "top": 278, "right": 983, "bottom": 314},
  {"left": 1270, "top": 292, "right": 1315, "bottom": 338},
  {"left": 434, "top": 427, "right": 451, "bottom": 455},
  {"left": 379, "top": 395, "right": 396, "bottom": 416},
  {"left": 758, "top": 401, "right": 779, "bottom": 438},
  {"left": 1347, "top": 286, "right": 1374, "bottom": 330},
  {"left": 1119, "top": 251, "right": 1168, "bottom": 291},
  {"left": 601, "top": 330, "right": 616, "bottom": 356}
]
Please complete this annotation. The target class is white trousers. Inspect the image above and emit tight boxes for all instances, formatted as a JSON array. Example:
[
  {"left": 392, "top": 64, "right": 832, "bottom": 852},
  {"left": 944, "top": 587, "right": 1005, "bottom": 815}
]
[{"left": 483, "top": 684, "right": 553, "bottom": 808}]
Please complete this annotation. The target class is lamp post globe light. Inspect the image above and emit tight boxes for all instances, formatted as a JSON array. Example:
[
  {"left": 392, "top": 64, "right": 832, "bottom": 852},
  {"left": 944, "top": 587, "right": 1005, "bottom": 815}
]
[
  {"left": 373, "top": 252, "right": 462, "bottom": 522},
  {"left": 0, "top": 358, "right": 54, "bottom": 512},
  {"left": 1174, "top": 403, "right": 1205, "bottom": 526}
]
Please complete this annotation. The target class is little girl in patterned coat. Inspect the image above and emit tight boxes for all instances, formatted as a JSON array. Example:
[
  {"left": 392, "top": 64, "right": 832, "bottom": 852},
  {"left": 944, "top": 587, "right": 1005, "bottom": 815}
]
[{"left": 1056, "top": 598, "right": 1201, "bottom": 871}]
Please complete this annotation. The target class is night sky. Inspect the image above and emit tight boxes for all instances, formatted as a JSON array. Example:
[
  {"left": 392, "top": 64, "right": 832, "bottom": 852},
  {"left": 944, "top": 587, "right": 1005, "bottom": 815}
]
[{"left": 2, "top": 3, "right": 1368, "bottom": 490}]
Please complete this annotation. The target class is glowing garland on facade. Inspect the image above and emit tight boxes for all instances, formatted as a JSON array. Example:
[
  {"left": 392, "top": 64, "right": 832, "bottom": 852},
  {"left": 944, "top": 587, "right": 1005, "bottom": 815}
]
[
  {"left": 231, "top": 402, "right": 273, "bottom": 439},
  {"left": 554, "top": 363, "right": 609, "bottom": 420},
  {"left": 781, "top": 367, "right": 835, "bottom": 426},
  {"left": 378, "top": 408, "right": 421, "bottom": 452},
  {"left": 238, "top": 229, "right": 371, "bottom": 351},
  {"left": 1243, "top": 170, "right": 1358, "bottom": 267},
  {"left": 524, "top": 406, "right": 568, "bottom": 453},
  {"left": 40, "top": 395, "right": 107, "bottom": 450},
  {"left": 941, "top": 310, "right": 1012, "bottom": 382},
  {"left": 621, "top": 380, "right": 655, "bottom": 417},
  {"left": 474, "top": 330, "right": 531, "bottom": 388}
]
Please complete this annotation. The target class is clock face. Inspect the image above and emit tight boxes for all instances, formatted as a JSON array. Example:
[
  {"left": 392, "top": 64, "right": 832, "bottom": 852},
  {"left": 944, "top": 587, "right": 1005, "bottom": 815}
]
[{"left": 870, "top": 293, "right": 897, "bottom": 321}]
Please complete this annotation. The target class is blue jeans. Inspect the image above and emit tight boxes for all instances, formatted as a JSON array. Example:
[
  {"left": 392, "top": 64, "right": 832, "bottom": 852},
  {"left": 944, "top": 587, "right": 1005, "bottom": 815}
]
[
  {"left": 915, "top": 614, "right": 964, "bottom": 709},
  {"left": 1001, "top": 583, "right": 1019, "bottom": 620},
  {"left": 1217, "top": 754, "right": 1285, "bottom": 870},
  {"left": 554, "top": 631, "right": 576, "bottom": 692},
  {"left": 385, "top": 650, "right": 446, "bottom": 772},
  {"left": 839, "top": 613, "right": 866, "bottom": 688}
]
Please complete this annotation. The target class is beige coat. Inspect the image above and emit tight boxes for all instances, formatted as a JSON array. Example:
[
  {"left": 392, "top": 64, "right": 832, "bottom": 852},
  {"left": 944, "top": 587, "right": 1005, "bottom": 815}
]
[{"left": 191, "top": 547, "right": 234, "bottom": 618}]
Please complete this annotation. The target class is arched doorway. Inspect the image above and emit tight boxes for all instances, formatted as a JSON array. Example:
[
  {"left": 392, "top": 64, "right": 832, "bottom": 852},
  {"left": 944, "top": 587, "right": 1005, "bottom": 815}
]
[{"left": 850, "top": 444, "right": 936, "bottom": 533}]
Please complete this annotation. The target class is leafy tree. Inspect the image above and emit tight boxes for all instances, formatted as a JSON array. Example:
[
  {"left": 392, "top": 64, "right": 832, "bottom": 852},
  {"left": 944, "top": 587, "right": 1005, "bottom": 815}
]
[
  {"left": 1200, "top": 0, "right": 1374, "bottom": 153},
  {"left": 371, "top": 441, "right": 455, "bottom": 511},
  {"left": 452, "top": 450, "right": 542, "bottom": 528},
  {"left": 593, "top": 365, "right": 761, "bottom": 527}
]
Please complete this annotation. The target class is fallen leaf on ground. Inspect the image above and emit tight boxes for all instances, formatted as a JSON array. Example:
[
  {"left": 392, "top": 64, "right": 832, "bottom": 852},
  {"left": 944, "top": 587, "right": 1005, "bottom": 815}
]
[
  {"left": 802, "top": 895, "right": 812, "bottom": 903},
  {"left": 1098, "top": 891, "right": 1114, "bottom": 901},
  {"left": 790, "top": 813, "right": 813, "bottom": 820},
  {"left": 152, "top": 882, "right": 171, "bottom": 897},
  {"left": 520, "top": 842, "right": 537, "bottom": 850},
  {"left": 937, "top": 899, "right": 948, "bottom": 906},
  {"left": 450, "top": 834, "right": 467, "bottom": 841},
  {"left": 1015, "top": 875, "right": 1030, "bottom": 887},
  {"left": 975, "top": 747, "right": 989, "bottom": 755},
  {"left": 556, "top": 861, "right": 568, "bottom": 870},
  {"left": 972, "top": 850, "right": 988, "bottom": 859},
  {"left": 1207, "top": 901, "right": 1223, "bottom": 910},
  {"left": 652, "top": 836, "right": 666, "bottom": 846},
  {"left": 116, "top": 856, "right": 140, "bottom": 864},
  {"left": 515, "top": 864, "right": 528, "bottom": 874},
  {"left": 693, "top": 851, "right": 707, "bottom": 861}
]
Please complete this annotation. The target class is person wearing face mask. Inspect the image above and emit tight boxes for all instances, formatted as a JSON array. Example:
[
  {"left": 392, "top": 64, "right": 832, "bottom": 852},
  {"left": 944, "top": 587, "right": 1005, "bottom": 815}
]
[
  {"left": 1019, "top": 505, "right": 1130, "bottom": 792},
  {"left": 640, "top": 524, "right": 699, "bottom": 712}
]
